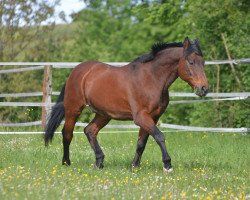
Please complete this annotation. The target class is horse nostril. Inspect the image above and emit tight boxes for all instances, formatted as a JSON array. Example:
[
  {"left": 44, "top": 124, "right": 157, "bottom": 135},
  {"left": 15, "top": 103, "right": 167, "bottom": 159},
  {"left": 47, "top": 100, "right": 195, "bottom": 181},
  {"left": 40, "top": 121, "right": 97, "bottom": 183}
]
[
  {"left": 194, "top": 86, "right": 208, "bottom": 97},
  {"left": 201, "top": 86, "right": 208, "bottom": 95},
  {"left": 201, "top": 86, "right": 207, "bottom": 91}
]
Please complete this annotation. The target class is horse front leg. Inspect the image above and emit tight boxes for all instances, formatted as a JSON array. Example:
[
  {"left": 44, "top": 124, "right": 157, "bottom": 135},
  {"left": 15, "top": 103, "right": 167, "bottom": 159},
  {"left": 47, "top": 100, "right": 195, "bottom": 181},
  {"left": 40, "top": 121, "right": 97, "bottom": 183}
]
[
  {"left": 134, "top": 111, "right": 173, "bottom": 173},
  {"left": 151, "top": 126, "right": 173, "bottom": 173}
]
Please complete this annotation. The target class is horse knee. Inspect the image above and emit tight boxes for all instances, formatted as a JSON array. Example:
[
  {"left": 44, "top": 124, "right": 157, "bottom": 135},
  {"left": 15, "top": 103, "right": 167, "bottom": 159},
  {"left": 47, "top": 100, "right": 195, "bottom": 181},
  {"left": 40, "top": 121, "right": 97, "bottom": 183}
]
[
  {"left": 84, "top": 123, "right": 98, "bottom": 135},
  {"left": 84, "top": 125, "right": 98, "bottom": 143}
]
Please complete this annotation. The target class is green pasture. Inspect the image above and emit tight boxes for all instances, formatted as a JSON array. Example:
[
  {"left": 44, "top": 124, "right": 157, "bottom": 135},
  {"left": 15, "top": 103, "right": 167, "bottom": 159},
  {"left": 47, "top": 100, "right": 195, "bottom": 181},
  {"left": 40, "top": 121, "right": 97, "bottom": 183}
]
[{"left": 0, "top": 128, "right": 249, "bottom": 199}]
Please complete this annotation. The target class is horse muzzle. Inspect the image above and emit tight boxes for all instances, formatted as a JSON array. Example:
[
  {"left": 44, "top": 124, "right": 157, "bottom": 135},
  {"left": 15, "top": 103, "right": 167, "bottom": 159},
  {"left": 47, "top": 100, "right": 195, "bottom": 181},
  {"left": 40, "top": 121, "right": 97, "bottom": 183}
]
[{"left": 194, "top": 86, "right": 208, "bottom": 97}]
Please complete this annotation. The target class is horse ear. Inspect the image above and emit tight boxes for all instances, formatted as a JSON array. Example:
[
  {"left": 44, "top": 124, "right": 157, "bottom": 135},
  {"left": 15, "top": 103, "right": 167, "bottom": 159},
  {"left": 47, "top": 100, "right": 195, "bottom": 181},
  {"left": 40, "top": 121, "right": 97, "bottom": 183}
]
[
  {"left": 194, "top": 38, "right": 203, "bottom": 56},
  {"left": 183, "top": 37, "right": 191, "bottom": 49},
  {"left": 194, "top": 38, "right": 200, "bottom": 47}
]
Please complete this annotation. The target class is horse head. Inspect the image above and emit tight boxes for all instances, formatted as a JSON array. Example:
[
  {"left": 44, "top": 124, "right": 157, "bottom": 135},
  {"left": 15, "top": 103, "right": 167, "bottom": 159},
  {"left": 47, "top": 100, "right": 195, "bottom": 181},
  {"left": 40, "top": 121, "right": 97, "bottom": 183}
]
[{"left": 178, "top": 37, "right": 208, "bottom": 97}]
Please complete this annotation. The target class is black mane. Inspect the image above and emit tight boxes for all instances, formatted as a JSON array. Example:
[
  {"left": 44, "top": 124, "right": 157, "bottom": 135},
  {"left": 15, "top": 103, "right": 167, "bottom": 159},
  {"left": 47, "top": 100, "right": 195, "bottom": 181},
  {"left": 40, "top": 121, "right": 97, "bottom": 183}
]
[
  {"left": 132, "top": 39, "right": 203, "bottom": 63},
  {"left": 151, "top": 42, "right": 183, "bottom": 56},
  {"left": 133, "top": 42, "right": 183, "bottom": 63}
]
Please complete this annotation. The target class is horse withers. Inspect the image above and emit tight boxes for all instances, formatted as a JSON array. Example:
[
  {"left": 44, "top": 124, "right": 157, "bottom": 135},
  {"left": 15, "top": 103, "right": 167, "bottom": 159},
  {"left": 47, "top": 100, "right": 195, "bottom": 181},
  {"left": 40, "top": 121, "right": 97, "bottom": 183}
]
[{"left": 44, "top": 37, "right": 208, "bottom": 173}]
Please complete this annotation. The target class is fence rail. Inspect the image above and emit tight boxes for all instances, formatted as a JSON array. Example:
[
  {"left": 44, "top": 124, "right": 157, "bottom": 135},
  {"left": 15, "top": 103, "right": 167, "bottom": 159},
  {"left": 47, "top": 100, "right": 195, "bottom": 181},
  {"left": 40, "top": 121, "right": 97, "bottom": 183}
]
[
  {"left": 0, "top": 66, "right": 44, "bottom": 74},
  {"left": 0, "top": 96, "right": 248, "bottom": 107},
  {"left": 1, "top": 92, "right": 250, "bottom": 98},
  {"left": 0, "top": 58, "right": 250, "bottom": 68},
  {"left": 0, "top": 61, "right": 249, "bottom": 133},
  {"left": 0, "top": 120, "right": 248, "bottom": 133}
]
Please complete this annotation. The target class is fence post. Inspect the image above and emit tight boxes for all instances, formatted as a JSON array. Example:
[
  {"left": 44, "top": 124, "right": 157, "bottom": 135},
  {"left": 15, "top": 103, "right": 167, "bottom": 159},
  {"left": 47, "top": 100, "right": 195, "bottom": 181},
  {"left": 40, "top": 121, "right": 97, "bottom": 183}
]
[{"left": 42, "top": 65, "right": 52, "bottom": 128}]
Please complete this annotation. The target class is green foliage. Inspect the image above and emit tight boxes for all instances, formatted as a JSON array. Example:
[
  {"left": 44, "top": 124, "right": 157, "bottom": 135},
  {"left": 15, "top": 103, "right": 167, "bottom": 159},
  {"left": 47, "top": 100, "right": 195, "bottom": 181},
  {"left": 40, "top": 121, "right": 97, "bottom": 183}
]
[
  {"left": 0, "top": 0, "right": 60, "bottom": 123},
  {"left": 0, "top": 70, "right": 43, "bottom": 122},
  {"left": 0, "top": 0, "right": 59, "bottom": 61},
  {"left": 70, "top": 1, "right": 165, "bottom": 62}
]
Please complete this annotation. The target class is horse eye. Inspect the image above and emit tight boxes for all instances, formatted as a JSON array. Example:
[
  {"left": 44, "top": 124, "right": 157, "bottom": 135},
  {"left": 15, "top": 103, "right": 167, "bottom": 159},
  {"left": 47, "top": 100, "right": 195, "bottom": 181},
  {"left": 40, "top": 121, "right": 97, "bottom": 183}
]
[{"left": 188, "top": 60, "right": 194, "bottom": 65}]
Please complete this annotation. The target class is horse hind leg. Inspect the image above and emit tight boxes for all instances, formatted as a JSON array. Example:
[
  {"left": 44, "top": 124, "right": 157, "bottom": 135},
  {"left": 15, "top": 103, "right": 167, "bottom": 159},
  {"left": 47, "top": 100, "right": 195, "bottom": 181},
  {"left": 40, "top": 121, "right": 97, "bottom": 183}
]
[
  {"left": 132, "top": 128, "right": 149, "bottom": 168},
  {"left": 84, "top": 114, "right": 110, "bottom": 169},
  {"left": 62, "top": 106, "right": 84, "bottom": 166}
]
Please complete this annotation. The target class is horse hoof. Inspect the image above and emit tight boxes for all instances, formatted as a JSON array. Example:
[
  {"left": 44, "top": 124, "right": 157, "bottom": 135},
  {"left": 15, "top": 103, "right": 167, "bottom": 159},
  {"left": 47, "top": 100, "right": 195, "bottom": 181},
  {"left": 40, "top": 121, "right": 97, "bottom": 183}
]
[
  {"left": 62, "top": 160, "right": 71, "bottom": 166},
  {"left": 132, "top": 163, "right": 140, "bottom": 168},
  {"left": 163, "top": 167, "right": 173, "bottom": 174},
  {"left": 131, "top": 165, "right": 140, "bottom": 173},
  {"left": 94, "top": 163, "right": 104, "bottom": 169}
]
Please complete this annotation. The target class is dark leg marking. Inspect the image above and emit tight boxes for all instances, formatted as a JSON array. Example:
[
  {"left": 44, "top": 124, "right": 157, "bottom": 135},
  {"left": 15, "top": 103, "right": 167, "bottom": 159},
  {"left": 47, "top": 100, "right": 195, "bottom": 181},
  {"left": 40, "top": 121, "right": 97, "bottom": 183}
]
[
  {"left": 132, "top": 128, "right": 149, "bottom": 168},
  {"left": 62, "top": 114, "right": 79, "bottom": 166},
  {"left": 84, "top": 114, "right": 110, "bottom": 169},
  {"left": 134, "top": 112, "right": 172, "bottom": 171},
  {"left": 151, "top": 127, "right": 172, "bottom": 170}
]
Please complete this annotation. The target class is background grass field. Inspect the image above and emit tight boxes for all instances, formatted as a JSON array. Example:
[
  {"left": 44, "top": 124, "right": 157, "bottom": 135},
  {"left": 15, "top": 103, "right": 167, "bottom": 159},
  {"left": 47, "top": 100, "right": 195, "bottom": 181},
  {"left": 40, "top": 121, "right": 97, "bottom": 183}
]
[{"left": 0, "top": 128, "right": 249, "bottom": 199}]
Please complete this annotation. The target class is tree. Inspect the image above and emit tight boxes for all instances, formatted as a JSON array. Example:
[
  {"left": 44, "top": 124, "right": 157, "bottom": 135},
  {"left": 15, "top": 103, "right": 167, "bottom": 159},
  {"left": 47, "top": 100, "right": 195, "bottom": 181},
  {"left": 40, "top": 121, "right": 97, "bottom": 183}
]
[
  {"left": 0, "top": 0, "right": 60, "bottom": 123},
  {"left": 70, "top": 0, "right": 176, "bottom": 62},
  {"left": 0, "top": 0, "right": 60, "bottom": 61}
]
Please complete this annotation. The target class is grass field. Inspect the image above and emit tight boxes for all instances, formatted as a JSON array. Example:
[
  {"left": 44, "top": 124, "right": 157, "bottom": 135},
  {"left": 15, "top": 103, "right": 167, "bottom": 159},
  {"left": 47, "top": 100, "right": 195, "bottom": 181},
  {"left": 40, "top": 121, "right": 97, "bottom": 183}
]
[{"left": 0, "top": 128, "right": 249, "bottom": 199}]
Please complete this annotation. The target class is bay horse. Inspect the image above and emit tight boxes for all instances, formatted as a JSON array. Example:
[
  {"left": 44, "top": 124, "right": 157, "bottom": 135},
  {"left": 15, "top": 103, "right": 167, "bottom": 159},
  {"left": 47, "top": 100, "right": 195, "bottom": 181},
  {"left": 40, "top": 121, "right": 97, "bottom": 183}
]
[{"left": 44, "top": 37, "right": 208, "bottom": 173}]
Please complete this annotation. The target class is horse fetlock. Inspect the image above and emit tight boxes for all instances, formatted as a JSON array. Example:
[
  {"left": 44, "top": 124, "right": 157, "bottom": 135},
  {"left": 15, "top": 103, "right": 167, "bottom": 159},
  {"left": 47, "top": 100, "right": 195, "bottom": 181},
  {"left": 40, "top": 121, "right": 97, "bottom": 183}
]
[
  {"left": 95, "top": 153, "right": 104, "bottom": 165},
  {"left": 96, "top": 153, "right": 105, "bottom": 160},
  {"left": 95, "top": 158, "right": 104, "bottom": 169},
  {"left": 132, "top": 152, "right": 142, "bottom": 167},
  {"left": 163, "top": 159, "right": 172, "bottom": 169},
  {"left": 132, "top": 161, "right": 140, "bottom": 168}
]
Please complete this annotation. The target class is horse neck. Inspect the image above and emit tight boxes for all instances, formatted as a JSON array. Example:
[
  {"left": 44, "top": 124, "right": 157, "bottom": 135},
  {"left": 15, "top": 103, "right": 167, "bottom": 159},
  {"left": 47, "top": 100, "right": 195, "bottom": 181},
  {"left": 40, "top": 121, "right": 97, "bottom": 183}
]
[{"left": 151, "top": 47, "right": 183, "bottom": 90}]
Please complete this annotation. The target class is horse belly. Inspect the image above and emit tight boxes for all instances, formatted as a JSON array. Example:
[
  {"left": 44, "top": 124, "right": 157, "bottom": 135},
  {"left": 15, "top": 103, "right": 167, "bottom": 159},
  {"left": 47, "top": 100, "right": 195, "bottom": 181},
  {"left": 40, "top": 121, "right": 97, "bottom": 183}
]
[
  {"left": 88, "top": 103, "right": 133, "bottom": 120},
  {"left": 105, "top": 110, "right": 133, "bottom": 120}
]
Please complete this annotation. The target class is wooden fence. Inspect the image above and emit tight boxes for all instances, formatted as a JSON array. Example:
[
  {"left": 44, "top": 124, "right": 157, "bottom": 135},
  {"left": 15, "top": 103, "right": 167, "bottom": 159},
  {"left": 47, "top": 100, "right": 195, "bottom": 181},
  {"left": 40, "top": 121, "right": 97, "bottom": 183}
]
[{"left": 0, "top": 60, "right": 249, "bottom": 133}]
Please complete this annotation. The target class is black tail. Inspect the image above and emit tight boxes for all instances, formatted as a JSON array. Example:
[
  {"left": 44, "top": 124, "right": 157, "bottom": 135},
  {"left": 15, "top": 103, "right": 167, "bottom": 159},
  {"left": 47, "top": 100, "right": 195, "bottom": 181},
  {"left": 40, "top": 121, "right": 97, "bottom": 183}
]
[{"left": 44, "top": 84, "right": 66, "bottom": 146}]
